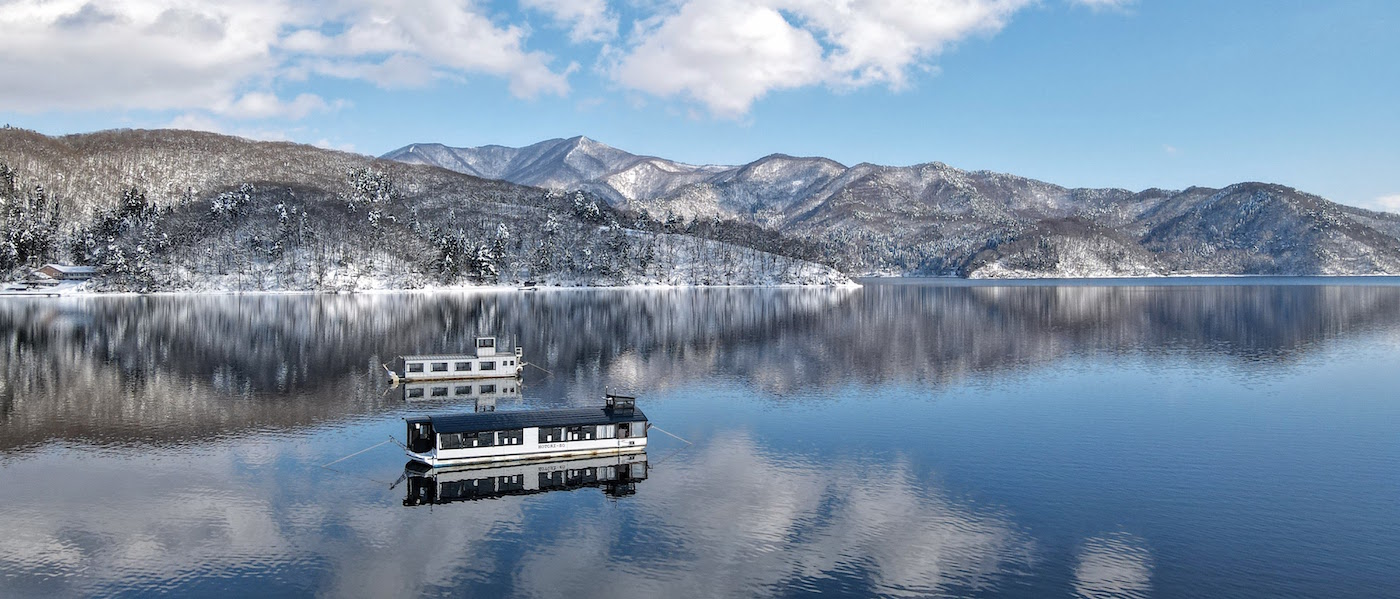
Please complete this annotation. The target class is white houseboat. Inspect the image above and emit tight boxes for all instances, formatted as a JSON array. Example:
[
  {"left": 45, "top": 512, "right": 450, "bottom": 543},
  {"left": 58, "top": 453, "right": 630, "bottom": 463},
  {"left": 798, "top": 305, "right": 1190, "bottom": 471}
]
[
  {"left": 391, "top": 337, "right": 523, "bottom": 383},
  {"left": 402, "top": 451, "right": 648, "bottom": 506},
  {"left": 404, "top": 395, "right": 648, "bottom": 468}
]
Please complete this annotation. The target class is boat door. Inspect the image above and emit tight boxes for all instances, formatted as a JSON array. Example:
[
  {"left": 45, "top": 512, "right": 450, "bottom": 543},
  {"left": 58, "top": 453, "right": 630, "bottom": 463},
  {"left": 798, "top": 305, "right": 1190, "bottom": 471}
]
[{"left": 407, "top": 421, "right": 436, "bottom": 453}]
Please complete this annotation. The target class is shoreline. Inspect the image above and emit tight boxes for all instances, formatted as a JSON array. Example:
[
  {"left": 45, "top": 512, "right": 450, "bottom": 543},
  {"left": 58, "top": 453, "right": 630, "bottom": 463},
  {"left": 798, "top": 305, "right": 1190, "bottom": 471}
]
[
  {"left": 0, "top": 280, "right": 865, "bottom": 298},
  {"left": 8, "top": 274, "right": 1400, "bottom": 298}
]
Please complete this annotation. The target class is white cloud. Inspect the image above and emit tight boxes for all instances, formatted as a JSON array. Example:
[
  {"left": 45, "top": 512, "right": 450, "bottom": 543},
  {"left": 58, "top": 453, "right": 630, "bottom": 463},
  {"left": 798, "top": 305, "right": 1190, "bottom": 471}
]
[
  {"left": 0, "top": 0, "right": 572, "bottom": 116},
  {"left": 1372, "top": 194, "right": 1400, "bottom": 214},
  {"left": 610, "top": 0, "right": 1033, "bottom": 117},
  {"left": 0, "top": 1, "right": 282, "bottom": 113},
  {"left": 611, "top": 0, "right": 828, "bottom": 118},
  {"left": 0, "top": 0, "right": 1129, "bottom": 122},
  {"left": 164, "top": 113, "right": 297, "bottom": 144},
  {"left": 313, "top": 139, "right": 357, "bottom": 152},
  {"left": 283, "top": 0, "right": 571, "bottom": 97},
  {"left": 214, "top": 92, "right": 347, "bottom": 120},
  {"left": 521, "top": 0, "right": 618, "bottom": 43}
]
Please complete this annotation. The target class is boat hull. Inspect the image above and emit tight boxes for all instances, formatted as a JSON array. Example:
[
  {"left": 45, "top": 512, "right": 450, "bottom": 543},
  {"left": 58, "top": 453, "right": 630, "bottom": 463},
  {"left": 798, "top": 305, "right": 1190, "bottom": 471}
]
[
  {"left": 407, "top": 441, "right": 647, "bottom": 468},
  {"left": 400, "top": 369, "right": 523, "bottom": 382}
]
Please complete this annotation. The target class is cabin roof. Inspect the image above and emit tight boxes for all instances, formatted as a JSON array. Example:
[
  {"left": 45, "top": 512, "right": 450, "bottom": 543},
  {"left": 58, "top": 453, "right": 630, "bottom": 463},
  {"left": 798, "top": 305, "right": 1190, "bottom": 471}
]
[
  {"left": 403, "top": 354, "right": 492, "bottom": 361},
  {"left": 407, "top": 406, "right": 648, "bottom": 434},
  {"left": 403, "top": 351, "right": 513, "bottom": 361}
]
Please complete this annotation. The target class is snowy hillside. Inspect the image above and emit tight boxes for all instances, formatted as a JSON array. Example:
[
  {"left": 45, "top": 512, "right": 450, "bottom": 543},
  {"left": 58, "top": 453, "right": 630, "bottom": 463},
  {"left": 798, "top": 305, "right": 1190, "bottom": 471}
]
[
  {"left": 0, "top": 128, "right": 850, "bottom": 292},
  {"left": 386, "top": 137, "right": 1400, "bottom": 278}
]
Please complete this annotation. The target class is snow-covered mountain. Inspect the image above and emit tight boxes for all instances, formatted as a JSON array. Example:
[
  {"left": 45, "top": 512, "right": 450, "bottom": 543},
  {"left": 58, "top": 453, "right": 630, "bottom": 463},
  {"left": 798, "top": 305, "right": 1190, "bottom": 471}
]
[
  {"left": 0, "top": 128, "right": 850, "bottom": 291},
  {"left": 1, "top": 127, "right": 1394, "bottom": 290},
  {"left": 384, "top": 137, "right": 1400, "bottom": 277},
  {"left": 382, "top": 138, "right": 842, "bottom": 221}
]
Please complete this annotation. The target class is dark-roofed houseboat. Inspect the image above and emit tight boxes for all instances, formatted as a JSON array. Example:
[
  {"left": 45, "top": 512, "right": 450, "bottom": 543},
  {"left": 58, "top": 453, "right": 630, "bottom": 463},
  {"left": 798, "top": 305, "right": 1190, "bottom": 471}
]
[{"left": 404, "top": 395, "right": 648, "bottom": 468}]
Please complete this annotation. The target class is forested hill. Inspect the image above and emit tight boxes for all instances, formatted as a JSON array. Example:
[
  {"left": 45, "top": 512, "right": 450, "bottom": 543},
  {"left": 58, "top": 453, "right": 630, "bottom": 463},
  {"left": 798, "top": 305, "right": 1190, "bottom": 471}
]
[
  {"left": 0, "top": 128, "right": 848, "bottom": 291},
  {"left": 3, "top": 127, "right": 1398, "bottom": 293},
  {"left": 388, "top": 137, "right": 1400, "bottom": 278}
]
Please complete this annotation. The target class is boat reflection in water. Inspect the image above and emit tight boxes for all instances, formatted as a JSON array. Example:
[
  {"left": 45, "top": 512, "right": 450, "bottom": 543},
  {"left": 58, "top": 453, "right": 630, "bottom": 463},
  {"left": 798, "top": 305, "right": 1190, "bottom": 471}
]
[
  {"left": 400, "top": 376, "right": 523, "bottom": 412},
  {"left": 403, "top": 452, "right": 649, "bottom": 506}
]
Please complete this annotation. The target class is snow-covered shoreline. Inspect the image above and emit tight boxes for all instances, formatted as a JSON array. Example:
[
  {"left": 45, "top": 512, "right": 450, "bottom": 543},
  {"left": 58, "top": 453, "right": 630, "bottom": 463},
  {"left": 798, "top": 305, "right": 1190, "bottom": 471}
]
[
  {"left": 0, "top": 279, "right": 865, "bottom": 298},
  {"left": 11, "top": 273, "right": 1400, "bottom": 299}
]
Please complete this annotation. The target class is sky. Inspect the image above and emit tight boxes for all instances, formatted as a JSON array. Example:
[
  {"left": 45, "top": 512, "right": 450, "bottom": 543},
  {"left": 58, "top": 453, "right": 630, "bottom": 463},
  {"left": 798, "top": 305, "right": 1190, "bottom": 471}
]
[{"left": 1, "top": 0, "right": 1397, "bottom": 211}]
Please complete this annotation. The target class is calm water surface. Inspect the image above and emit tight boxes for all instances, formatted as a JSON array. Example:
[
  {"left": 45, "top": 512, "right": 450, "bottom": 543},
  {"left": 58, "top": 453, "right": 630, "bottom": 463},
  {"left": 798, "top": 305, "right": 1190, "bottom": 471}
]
[{"left": 2, "top": 280, "right": 1399, "bottom": 598}]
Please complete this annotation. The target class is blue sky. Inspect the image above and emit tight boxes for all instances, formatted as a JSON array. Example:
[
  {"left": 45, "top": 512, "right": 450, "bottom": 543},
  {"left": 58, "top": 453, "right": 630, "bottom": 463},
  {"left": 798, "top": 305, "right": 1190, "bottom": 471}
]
[{"left": 1, "top": 0, "right": 1396, "bottom": 211}]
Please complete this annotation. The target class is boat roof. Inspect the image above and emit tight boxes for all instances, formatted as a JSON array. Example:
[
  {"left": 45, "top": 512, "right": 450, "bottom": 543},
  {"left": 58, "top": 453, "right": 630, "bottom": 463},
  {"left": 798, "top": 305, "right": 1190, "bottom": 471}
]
[
  {"left": 407, "top": 406, "right": 648, "bottom": 434},
  {"left": 403, "top": 353, "right": 509, "bottom": 361}
]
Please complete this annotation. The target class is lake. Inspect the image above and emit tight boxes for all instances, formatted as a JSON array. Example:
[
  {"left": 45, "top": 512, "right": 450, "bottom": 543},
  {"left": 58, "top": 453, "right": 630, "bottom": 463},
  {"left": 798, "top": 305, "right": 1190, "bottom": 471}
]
[{"left": 2, "top": 279, "right": 1398, "bottom": 598}]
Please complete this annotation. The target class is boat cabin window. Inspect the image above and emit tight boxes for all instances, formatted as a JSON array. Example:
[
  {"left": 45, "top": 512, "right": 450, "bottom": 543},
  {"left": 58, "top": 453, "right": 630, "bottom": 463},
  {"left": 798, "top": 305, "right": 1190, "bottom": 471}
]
[
  {"left": 407, "top": 388, "right": 425, "bottom": 398},
  {"left": 431, "top": 386, "right": 448, "bottom": 397},
  {"left": 480, "top": 384, "right": 496, "bottom": 394},
  {"left": 431, "top": 362, "right": 449, "bottom": 372},
  {"left": 408, "top": 363, "right": 424, "bottom": 373},
  {"left": 477, "top": 338, "right": 495, "bottom": 348},
  {"left": 617, "top": 423, "right": 647, "bottom": 438},
  {"left": 567, "top": 425, "right": 601, "bottom": 441},
  {"left": 440, "top": 431, "right": 498, "bottom": 449},
  {"left": 499, "top": 429, "right": 523, "bottom": 445},
  {"left": 539, "top": 426, "right": 565, "bottom": 443},
  {"left": 455, "top": 385, "right": 471, "bottom": 395},
  {"left": 455, "top": 361, "right": 471, "bottom": 371},
  {"left": 481, "top": 361, "right": 496, "bottom": 371}
]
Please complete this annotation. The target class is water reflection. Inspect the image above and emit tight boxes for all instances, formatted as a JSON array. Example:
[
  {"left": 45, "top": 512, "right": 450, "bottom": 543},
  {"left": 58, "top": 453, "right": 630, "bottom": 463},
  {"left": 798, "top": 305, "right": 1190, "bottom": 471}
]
[
  {"left": 1, "top": 282, "right": 1398, "bottom": 597},
  {"left": 0, "top": 433, "right": 1027, "bottom": 597},
  {"left": 402, "top": 452, "right": 649, "bottom": 506},
  {"left": 399, "top": 376, "right": 523, "bottom": 412},
  {"left": 1073, "top": 533, "right": 1154, "bottom": 599},
  {"left": 512, "top": 435, "right": 1033, "bottom": 598},
  {"left": 3, "top": 283, "right": 1400, "bottom": 451}
]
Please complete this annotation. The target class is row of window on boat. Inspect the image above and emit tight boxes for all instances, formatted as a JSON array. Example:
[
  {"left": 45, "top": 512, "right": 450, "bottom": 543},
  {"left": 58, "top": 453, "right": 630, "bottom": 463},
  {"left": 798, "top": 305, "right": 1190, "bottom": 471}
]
[
  {"left": 406, "top": 358, "right": 517, "bottom": 374},
  {"left": 406, "top": 383, "right": 517, "bottom": 399}
]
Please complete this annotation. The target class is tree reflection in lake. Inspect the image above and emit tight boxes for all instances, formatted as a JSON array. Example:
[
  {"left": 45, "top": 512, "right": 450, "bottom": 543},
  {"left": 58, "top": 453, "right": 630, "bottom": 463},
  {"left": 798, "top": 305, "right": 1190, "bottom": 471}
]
[{"left": 2, "top": 282, "right": 1398, "bottom": 451}]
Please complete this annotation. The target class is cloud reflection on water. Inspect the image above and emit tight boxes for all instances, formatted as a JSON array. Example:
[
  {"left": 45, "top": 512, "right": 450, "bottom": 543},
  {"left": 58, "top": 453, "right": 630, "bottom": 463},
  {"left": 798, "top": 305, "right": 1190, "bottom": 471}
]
[
  {"left": 1073, "top": 533, "right": 1154, "bottom": 599},
  {"left": 0, "top": 430, "right": 1032, "bottom": 598}
]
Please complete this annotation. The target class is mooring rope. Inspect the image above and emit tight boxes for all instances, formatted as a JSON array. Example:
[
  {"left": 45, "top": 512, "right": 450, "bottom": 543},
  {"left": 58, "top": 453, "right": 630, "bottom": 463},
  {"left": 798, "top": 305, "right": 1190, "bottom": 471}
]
[
  {"left": 648, "top": 425, "right": 693, "bottom": 445},
  {"left": 525, "top": 362, "right": 554, "bottom": 376},
  {"left": 321, "top": 438, "right": 393, "bottom": 468}
]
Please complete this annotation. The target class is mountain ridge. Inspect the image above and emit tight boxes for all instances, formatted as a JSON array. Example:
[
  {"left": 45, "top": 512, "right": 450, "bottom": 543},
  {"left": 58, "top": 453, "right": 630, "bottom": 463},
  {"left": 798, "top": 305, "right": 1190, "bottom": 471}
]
[
  {"left": 382, "top": 136, "right": 1400, "bottom": 277},
  {"left": 0, "top": 128, "right": 851, "bottom": 291}
]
